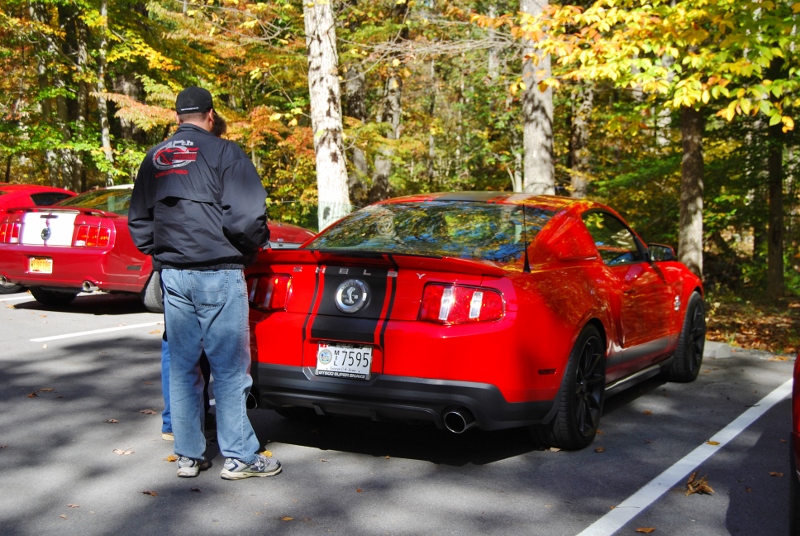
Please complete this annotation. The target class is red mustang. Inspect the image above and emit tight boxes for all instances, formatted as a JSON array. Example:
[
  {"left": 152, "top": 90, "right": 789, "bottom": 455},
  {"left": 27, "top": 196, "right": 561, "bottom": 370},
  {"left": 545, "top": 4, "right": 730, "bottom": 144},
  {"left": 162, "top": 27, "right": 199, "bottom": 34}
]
[
  {"left": 0, "top": 183, "right": 76, "bottom": 293},
  {"left": 0, "top": 184, "right": 315, "bottom": 311},
  {"left": 246, "top": 192, "right": 705, "bottom": 450}
]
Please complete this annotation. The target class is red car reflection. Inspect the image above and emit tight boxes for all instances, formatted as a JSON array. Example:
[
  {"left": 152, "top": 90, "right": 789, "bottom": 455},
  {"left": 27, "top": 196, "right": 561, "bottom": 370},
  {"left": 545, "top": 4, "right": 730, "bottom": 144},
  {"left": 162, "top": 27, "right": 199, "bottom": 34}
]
[
  {"left": 0, "top": 184, "right": 315, "bottom": 311},
  {"left": 246, "top": 192, "right": 706, "bottom": 450}
]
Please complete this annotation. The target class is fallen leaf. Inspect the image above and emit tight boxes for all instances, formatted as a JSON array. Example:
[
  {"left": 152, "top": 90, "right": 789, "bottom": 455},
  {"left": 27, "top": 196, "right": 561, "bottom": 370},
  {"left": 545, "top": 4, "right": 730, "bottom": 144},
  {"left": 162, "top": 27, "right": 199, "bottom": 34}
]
[
  {"left": 644, "top": 439, "right": 653, "bottom": 444},
  {"left": 636, "top": 528, "right": 655, "bottom": 534},
  {"left": 105, "top": 419, "right": 119, "bottom": 424},
  {"left": 281, "top": 517, "right": 294, "bottom": 521},
  {"left": 143, "top": 381, "right": 153, "bottom": 385},
  {"left": 595, "top": 446, "right": 605, "bottom": 453},
  {"left": 139, "top": 409, "right": 157, "bottom": 415},
  {"left": 0, "top": 445, "right": 6, "bottom": 449},
  {"left": 259, "top": 450, "right": 273, "bottom": 457},
  {"left": 67, "top": 504, "right": 79, "bottom": 508},
  {"left": 59, "top": 515, "right": 67, "bottom": 520},
  {"left": 190, "top": 488, "right": 201, "bottom": 493},
  {"left": 165, "top": 455, "right": 178, "bottom": 462},
  {"left": 643, "top": 410, "right": 653, "bottom": 415},
  {"left": 706, "top": 441, "right": 720, "bottom": 446},
  {"left": 142, "top": 490, "right": 157, "bottom": 497},
  {"left": 685, "top": 472, "right": 714, "bottom": 496},
  {"left": 356, "top": 488, "right": 363, "bottom": 493},
  {"left": 27, "top": 392, "right": 38, "bottom": 398},
  {"left": 113, "top": 448, "right": 134, "bottom": 455},
  {"left": 385, "top": 455, "right": 390, "bottom": 459},
  {"left": 549, "top": 447, "right": 561, "bottom": 452},
  {"left": 746, "top": 487, "right": 752, "bottom": 492},
  {"left": 769, "top": 472, "right": 784, "bottom": 477},
  {"left": 596, "top": 429, "right": 604, "bottom": 434},
  {"left": 319, "top": 458, "right": 328, "bottom": 463},
  {"left": 40, "top": 388, "right": 54, "bottom": 392}
]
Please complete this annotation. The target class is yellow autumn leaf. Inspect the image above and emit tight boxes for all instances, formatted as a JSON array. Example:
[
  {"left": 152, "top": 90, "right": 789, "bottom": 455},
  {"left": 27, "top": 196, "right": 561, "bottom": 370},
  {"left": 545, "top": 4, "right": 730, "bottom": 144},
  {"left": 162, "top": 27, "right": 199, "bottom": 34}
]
[
  {"left": 270, "top": 113, "right": 283, "bottom": 121},
  {"left": 706, "top": 441, "right": 720, "bottom": 446},
  {"left": 392, "top": 58, "right": 401, "bottom": 67},
  {"left": 288, "top": 118, "right": 298, "bottom": 127}
]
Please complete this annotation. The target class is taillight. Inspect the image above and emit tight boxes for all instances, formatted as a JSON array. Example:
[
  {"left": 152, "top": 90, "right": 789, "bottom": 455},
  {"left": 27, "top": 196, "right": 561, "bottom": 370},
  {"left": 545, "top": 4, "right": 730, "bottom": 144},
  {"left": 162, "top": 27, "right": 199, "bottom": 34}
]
[
  {"left": 419, "top": 283, "right": 504, "bottom": 324},
  {"left": 0, "top": 222, "right": 20, "bottom": 244},
  {"left": 247, "top": 274, "right": 292, "bottom": 311},
  {"left": 74, "top": 225, "right": 111, "bottom": 247}
]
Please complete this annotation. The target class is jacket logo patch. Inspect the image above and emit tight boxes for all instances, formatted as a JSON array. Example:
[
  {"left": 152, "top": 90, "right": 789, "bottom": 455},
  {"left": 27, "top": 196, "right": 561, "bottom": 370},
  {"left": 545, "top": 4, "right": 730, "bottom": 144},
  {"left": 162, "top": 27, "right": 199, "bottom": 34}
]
[{"left": 153, "top": 140, "right": 199, "bottom": 171}]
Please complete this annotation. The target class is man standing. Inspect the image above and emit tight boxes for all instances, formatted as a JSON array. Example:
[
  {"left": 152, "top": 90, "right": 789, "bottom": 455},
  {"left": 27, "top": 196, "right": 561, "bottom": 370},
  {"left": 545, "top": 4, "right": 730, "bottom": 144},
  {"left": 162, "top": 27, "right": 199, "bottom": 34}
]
[{"left": 129, "top": 86, "right": 280, "bottom": 480}]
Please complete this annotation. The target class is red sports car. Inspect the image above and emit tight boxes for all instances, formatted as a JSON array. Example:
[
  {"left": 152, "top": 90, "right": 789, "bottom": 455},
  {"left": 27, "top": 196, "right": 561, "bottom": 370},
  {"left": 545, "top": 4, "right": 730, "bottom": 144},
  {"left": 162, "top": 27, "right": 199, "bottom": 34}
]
[
  {"left": 0, "top": 184, "right": 315, "bottom": 311},
  {"left": 0, "top": 183, "right": 76, "bottom": 293},
  {"left": 245, "top": 192, "right": 705, "bottom": 450},
  {"left": 791, "top": 354, "right": 800, "bottom": 533}
]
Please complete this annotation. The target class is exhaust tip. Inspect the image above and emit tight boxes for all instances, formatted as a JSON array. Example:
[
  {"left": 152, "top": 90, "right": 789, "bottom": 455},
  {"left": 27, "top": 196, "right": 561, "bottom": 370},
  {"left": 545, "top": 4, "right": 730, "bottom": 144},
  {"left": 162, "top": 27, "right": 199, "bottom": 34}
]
[
  {"left": 82, "top": 281, "right": 99, "bottom": 292},
  {"left": 443, "top": 407, "right": 475, "bottom": 434}
]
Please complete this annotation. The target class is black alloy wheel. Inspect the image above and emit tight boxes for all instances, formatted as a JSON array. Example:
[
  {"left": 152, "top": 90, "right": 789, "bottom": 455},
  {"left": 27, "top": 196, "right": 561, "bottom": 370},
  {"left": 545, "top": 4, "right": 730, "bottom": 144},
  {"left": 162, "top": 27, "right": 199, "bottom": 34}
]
[
  {"left": 664, "top": 292, "right": 705, "bottom": 383},
  {"left": 531, "top": 324, "right": 605, "bottom": 450}
]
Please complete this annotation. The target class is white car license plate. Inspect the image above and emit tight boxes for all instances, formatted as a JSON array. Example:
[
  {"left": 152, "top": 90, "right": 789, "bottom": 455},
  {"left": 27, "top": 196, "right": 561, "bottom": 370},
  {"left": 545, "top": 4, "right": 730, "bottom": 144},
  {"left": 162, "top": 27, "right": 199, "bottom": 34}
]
[
  {"left": 29, "top": 257, "right": 53, "bottom": 274},
  {"left": 316, "top": 343, "right": 372, "bottom": 380}
]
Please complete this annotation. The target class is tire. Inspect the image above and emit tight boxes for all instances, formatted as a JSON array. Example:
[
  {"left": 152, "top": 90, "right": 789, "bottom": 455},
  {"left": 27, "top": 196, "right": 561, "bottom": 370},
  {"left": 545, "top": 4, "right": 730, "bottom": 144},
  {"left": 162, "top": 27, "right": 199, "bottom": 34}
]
[
  {"left": 531, "top": 325, "right": 605, "bottom": 450},
  {"left": 141, "top": 271, "right": 163, "bottom": 313},
  {"left": 29, "top": 287, "right": 78, "bottom": 307},
  {"left": 664, "top": 292, "right": 705, "bottom": 383},
  {"left": 0, "top": 281, "right": 23, "bottom": 294}
]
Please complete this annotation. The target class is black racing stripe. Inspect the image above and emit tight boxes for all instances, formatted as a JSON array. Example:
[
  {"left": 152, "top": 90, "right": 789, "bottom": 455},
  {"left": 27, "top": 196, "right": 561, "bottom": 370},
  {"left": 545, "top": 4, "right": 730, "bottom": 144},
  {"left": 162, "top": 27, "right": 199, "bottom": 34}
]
[
  {"left": 301, "top": 266, "right": 322, "bottom": 346},
  {"left": 379, "top": 256, "right": 399, "bottom": 350},
  {"left": 310, "top": 266, "right": 388, "bottom": 345}
]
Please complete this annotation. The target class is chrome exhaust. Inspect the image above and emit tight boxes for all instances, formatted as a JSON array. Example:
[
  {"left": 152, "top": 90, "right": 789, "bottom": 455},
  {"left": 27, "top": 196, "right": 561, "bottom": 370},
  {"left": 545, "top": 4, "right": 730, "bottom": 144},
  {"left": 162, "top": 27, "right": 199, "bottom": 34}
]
[
  {"left": 443, "top": 407, "right": 476, "bottom": 434},
  {"left": 82, "top": 281, "right": 99, "bottom": 292}
]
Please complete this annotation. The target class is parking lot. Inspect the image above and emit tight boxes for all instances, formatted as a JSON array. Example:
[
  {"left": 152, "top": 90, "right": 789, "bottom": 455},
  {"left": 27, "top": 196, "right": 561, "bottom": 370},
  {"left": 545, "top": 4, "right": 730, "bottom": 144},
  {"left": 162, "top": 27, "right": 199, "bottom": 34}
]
[{"left": 0, "top": 290, "right": 794, "bottom": 536}]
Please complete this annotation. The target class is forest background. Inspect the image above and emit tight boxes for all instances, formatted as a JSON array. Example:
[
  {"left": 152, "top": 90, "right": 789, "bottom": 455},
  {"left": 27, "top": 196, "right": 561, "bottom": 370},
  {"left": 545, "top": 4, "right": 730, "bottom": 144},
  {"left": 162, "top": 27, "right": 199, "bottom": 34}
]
[{"left": 1, "top": 0, "right": 799, "bottom": 353}]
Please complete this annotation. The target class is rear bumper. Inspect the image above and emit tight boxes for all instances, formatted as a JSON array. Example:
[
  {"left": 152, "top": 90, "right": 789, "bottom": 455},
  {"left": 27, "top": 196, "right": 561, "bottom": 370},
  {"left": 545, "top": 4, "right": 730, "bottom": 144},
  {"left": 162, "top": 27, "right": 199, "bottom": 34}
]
[
  {"left": 252, "top": 363, "right": 557, "bottom": 431},
  {"left": 0, "top": 247, "right": 148, "bottom": 294}
]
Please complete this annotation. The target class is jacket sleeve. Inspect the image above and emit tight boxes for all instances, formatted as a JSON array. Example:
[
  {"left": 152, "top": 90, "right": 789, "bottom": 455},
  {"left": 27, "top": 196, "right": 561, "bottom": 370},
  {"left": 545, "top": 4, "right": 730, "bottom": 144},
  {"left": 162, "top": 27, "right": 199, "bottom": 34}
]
[
  {"left": 220, "top": 145, "right": 268, "bottom": 255},
  {"left": 128, "top": 154, "right": 156, "bottom": 256}
]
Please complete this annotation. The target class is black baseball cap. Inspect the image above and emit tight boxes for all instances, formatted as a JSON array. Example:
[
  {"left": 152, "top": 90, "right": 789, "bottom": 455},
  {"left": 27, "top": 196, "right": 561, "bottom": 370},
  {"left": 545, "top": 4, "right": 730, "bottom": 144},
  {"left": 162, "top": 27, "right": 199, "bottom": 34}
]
[{"left": 175, "top": 86, "right": 213, "bottom": 114}]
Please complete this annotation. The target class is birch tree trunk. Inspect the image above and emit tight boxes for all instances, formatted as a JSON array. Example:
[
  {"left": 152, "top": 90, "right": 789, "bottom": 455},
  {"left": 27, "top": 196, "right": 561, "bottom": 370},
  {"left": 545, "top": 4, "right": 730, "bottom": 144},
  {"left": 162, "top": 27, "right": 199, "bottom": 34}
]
[
  {"left": 569, "top": 82, "right": 593, "bottom": 198},
  {"left": 678, "top": 107, "right": 704, "bottom": 277},
  {"left": 97, "top": 0, "right": 115, "bottom": 186},
  {"left": 30, "top": 2, "right": 59, "bottom": 187},
  {"left": 520, "top": 0, "right": 554, "bottom": 195},
  {"left": 304, "top": 0, "right": 351, "bottom": 231}
]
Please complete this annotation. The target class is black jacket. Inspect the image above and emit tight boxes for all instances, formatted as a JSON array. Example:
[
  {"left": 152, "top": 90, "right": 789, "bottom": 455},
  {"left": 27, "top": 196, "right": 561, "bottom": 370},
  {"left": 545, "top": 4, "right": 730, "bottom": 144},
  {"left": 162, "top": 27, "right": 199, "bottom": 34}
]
[{"left": 129, "top": 124, "right": 268, "bottom": 269}]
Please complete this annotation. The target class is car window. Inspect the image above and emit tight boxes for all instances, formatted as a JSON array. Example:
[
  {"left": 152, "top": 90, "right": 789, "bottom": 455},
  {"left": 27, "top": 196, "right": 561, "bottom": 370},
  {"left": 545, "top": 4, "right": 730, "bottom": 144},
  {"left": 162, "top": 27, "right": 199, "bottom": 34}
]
[
  {"left": 57, "top": 189, "right": 132, "bottom": 216},
  {"left": 582, "top": 211, "right": 643, "bottom": 266},
  {"left": 308, "top": 201, "right": 556, "bottom": 263},
  {"left": 30, "top": 192, "right": 74, "bottom": 206}
]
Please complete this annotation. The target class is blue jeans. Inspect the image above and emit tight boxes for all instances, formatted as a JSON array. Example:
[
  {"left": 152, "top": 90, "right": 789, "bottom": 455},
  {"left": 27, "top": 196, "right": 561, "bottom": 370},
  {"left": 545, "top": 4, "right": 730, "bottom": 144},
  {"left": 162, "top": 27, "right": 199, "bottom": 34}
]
[
  {"left": 161, "top": 334, "right": 210, "bottom": 434},
  {"left": 161, "top": 268, "right": 260, "bottom": 463}
]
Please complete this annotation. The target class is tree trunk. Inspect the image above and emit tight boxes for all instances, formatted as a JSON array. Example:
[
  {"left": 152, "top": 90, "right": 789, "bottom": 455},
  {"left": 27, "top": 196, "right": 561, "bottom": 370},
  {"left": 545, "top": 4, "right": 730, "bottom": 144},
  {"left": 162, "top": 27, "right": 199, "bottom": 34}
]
[
  {"left": 30, "top": 2, "right": 59, "bottom": 187},
  {"left": 343, "top": 64, "right": 368, "bottom": 207},
  {"left": 569, "top": 82, "right": 593, "bottom": 198},
  {"left": 678, "top": 107, "right": 704, "bottom": 278},
  {"left": 370, "top": 69, "right": 402, "bottom": 203},
  {"left": 766, "top": 121, "right": 785, "bottom": 299},
  {"left": 520, "top": 0, "right": 555, "bottom": 195},
  {"left": 97, "top": 0, "right": 115, "bottom": 186},
  {"left": 304, "top": 0, "right": 351, "bottom": 230}
]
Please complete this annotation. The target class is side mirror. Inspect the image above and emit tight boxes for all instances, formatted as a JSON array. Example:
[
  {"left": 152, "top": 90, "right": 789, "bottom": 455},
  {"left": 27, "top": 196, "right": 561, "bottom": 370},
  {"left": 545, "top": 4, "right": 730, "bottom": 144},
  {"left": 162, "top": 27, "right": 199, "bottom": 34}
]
[{"left": 648, "top": 243, "right": 676, "bottom": 262}]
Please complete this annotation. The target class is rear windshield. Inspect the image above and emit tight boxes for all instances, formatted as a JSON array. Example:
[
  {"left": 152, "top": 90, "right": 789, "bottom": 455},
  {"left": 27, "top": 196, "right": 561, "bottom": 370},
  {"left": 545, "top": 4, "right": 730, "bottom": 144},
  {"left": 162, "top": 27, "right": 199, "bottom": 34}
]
[
  {"left": 307, "top": 201, "right": 555, "bottom": 263},
  {"left": 57, "top": 188, "right": 132, "bottom": 216}
]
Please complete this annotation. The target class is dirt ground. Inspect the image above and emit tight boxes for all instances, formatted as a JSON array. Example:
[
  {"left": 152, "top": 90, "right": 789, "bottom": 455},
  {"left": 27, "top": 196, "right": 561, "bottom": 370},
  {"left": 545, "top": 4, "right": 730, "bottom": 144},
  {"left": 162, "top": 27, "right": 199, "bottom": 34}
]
[{"left": 706, "top": 293, "right": 800, "bottom": 355}]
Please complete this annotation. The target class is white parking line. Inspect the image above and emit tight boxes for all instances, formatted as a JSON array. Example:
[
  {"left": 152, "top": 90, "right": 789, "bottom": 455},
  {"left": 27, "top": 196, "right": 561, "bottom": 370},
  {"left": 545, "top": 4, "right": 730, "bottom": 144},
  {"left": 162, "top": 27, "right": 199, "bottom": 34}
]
[
  {"left": 0, "top": 295, "right": 33, "bottom": 302},
  {"left": 578, "top": 378, "right": 793, "bottom": 536},
  {"left": 30, "top": 321, "right": 163, "bottom": 342}
]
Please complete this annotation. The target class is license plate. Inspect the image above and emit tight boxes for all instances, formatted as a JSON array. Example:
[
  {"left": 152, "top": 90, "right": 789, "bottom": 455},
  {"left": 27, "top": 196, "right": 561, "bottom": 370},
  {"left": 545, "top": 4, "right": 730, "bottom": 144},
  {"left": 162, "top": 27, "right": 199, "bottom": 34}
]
[
  {"left": 29, "top": 257, "right": 53, "bottom": 274},
  {"left": 316, "top": 343, "right": 373, "bottom": 380}
]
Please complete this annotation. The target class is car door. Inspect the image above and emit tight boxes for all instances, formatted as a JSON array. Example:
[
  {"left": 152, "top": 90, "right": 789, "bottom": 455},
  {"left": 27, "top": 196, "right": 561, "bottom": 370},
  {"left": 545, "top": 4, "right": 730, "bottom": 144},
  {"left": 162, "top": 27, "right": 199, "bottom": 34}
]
[{"left": 582, "top": 211, "right": 673, "bottom": 373}]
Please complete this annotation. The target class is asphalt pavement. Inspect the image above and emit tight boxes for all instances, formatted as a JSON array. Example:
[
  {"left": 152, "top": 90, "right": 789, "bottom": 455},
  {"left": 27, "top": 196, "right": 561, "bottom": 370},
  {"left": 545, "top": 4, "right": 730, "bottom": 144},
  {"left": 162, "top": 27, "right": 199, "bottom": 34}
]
[{"left": 0, "top": 291, "right": 794, "bottom": 536}]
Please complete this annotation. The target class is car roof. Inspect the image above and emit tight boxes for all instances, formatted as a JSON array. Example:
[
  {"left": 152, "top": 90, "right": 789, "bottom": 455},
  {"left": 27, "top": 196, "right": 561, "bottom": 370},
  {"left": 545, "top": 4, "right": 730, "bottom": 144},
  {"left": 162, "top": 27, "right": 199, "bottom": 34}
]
[{"left": 0, "top": 183, "right": 76, "bottom": 194}]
